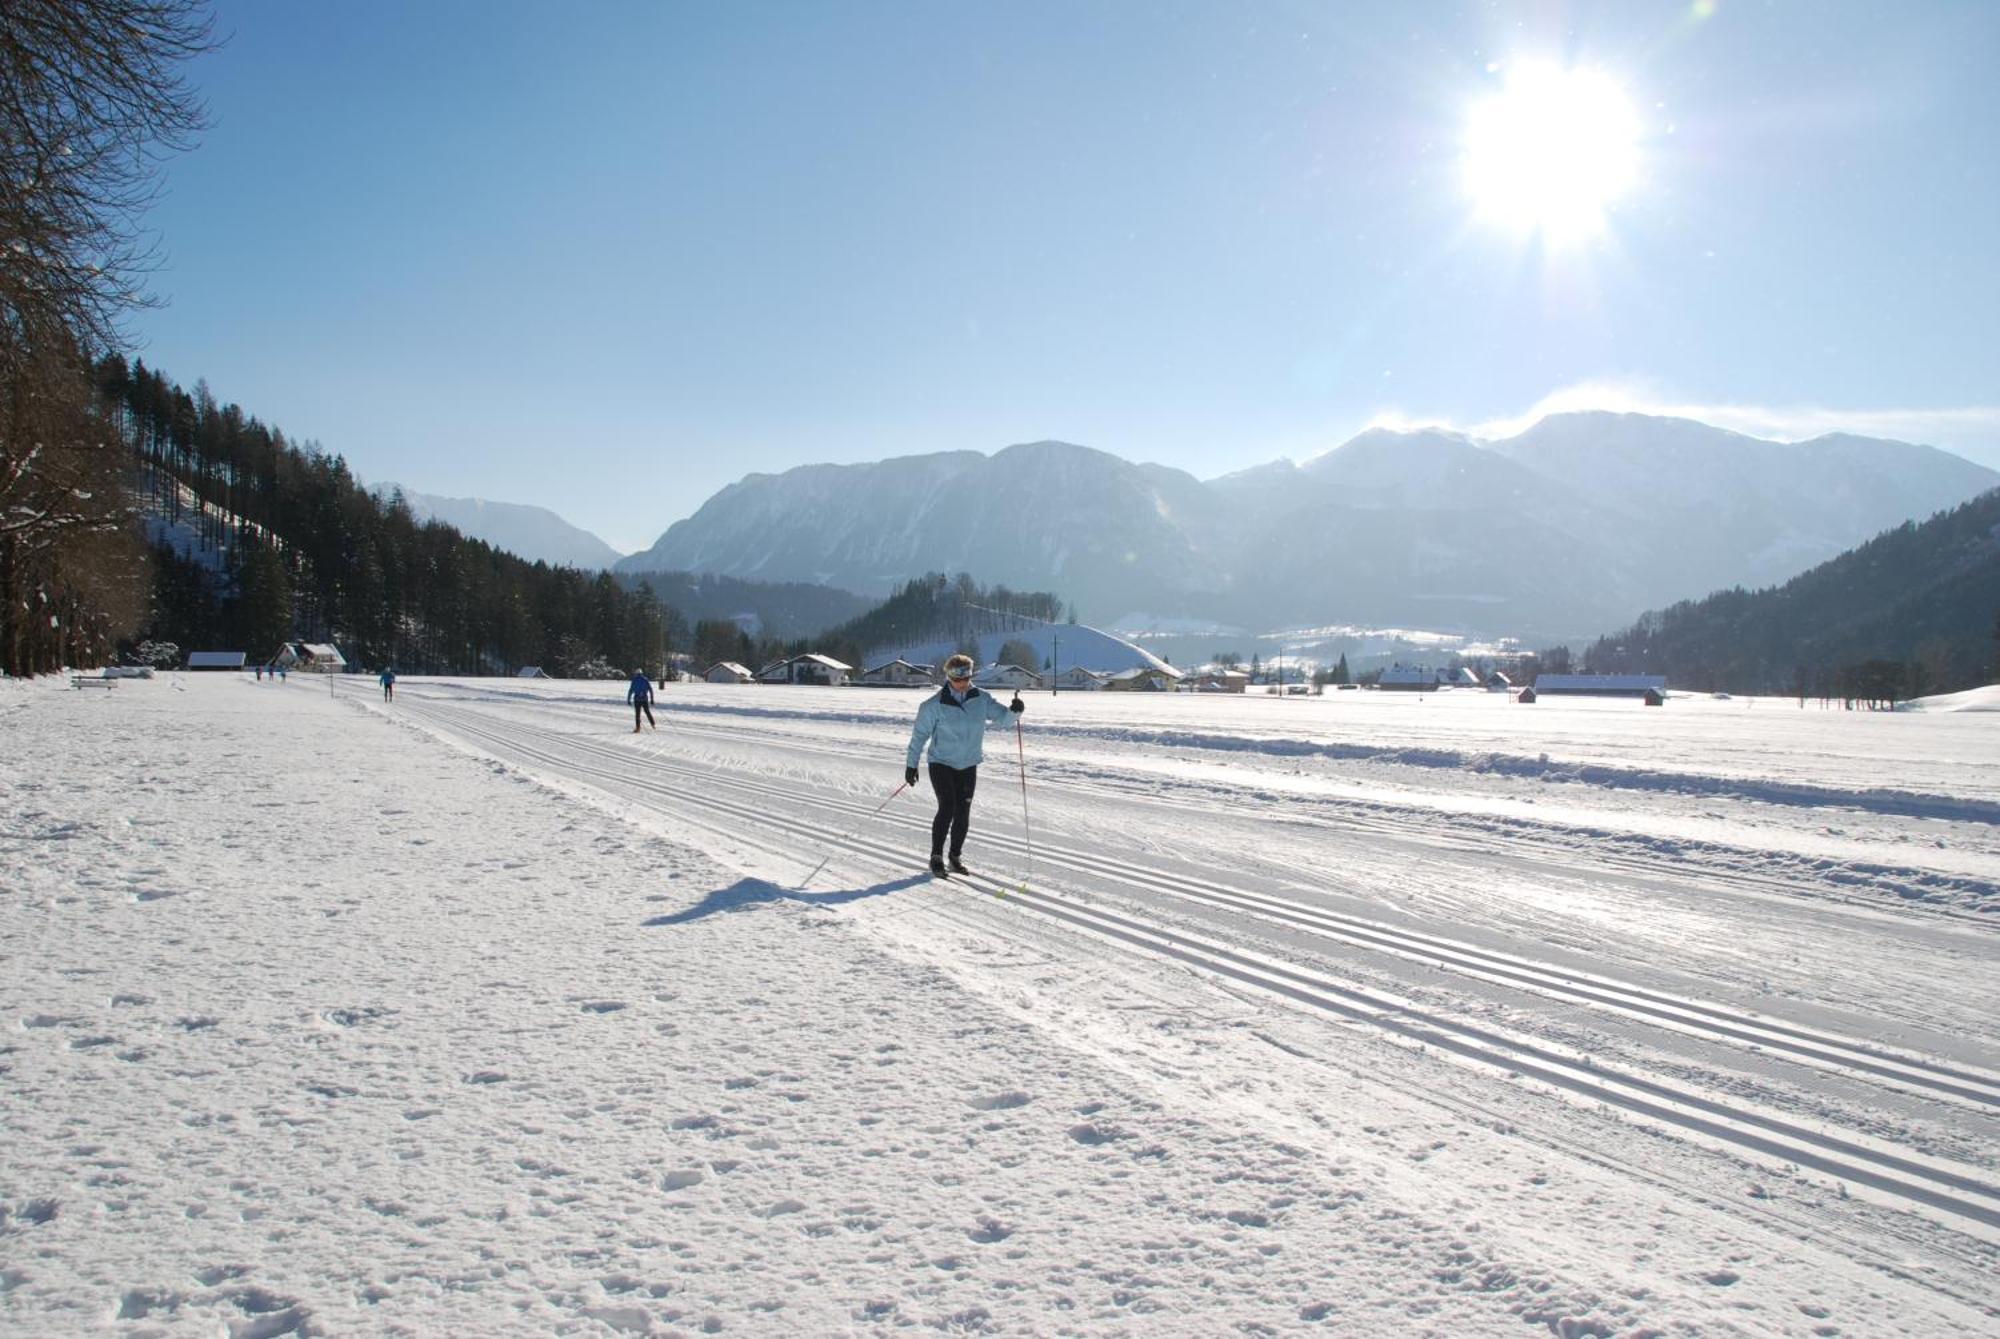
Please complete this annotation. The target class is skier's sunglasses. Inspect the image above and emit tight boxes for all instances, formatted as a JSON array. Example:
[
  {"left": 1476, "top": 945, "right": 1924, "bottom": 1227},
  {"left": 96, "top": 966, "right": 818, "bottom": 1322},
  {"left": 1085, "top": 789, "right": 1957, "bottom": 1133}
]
[{"left": 945, "top": 667, "right": 973, "bottom": 681}]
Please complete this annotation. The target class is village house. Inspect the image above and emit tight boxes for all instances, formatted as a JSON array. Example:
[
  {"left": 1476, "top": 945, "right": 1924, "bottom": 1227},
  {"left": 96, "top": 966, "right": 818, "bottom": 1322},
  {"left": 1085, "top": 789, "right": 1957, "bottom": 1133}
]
[
  {"left": 1192, "top": 669, "right": 1250, "bottom": 693},
  {"left": 974, "top": 663, "right": 1044, "bottom": 692},
  {"left": 1102, "top": 665, "right": 1184, "bottom": 692},
  {"left": 270, "top": 642, "right": 347, "bottom": 673},
  {"left": 703, "top": 661, "right": 756, "bottom": 684},
  {"left": 1378, "top": 664, "right": 1438, "bottom": 692},
  {"left": 516, "top": 666, "right": 549, "bottom": 679},
  {"left": 1052, "top": 665, "right": 1110, "bottom": 691},
  {"left": 757, "top": 653, "right": 852, "bottom": 686},
  {"left": 1532, "top": 674, "right": 1668, "bottom": 699},
  {"left": 854, "top": 659, "right": 937, "bottom": 688}
]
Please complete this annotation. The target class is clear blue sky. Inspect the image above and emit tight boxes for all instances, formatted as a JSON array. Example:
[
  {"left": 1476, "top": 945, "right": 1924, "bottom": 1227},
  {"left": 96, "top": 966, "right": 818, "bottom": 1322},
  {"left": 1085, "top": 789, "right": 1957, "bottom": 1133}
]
[{"left": 133, "top": 1, "right": 1999, "bottom": 552}]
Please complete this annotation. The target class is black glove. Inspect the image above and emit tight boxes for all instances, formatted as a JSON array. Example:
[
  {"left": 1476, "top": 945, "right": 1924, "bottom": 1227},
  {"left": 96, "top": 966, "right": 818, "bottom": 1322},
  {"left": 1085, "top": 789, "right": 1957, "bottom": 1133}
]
[
  {"left": 1008, "top": 695, "right": 1025, "bottom": 715},
  {"left": 905, "top": 766, "right": 919, "bottom": 787}
]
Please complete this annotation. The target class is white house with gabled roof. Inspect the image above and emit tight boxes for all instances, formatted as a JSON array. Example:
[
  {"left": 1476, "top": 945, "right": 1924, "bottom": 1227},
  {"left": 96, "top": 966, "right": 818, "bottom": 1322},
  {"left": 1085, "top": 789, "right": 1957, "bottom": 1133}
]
[
  {"left": 855, "top": 658, "right": 937, "bottom": 688},
  {"left": 757, "top": 653, "right": 852, "bottom": 686},
  {"left": 974, "top": 663, "right": 1044, "bottom": 691},
  {"left": 1053, "top": 665, "right": 1110, "bottom": 691}
]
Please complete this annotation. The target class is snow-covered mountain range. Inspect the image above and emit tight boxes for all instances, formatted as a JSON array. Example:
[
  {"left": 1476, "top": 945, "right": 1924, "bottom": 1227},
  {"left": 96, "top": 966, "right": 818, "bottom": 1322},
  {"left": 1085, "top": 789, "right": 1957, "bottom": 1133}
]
[
  {"left": 378, "top": 485, "right": 625, "bottom": 570},
  {"left": 614, "top": 413, "right": 2000, "bottom": 639}
]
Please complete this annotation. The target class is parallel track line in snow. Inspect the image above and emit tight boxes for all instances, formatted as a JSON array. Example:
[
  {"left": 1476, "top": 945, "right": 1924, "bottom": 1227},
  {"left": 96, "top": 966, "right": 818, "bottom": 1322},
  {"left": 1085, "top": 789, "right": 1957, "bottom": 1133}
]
[
  {"left": 423, "top": 692, "right": 2000, "bottom": 1110},
  {"left": 372, "top": 686, "right": 2000, "bottom": 1242},
  {"left": 641, "top": 705, "right": 2000, "bottom": 927}
]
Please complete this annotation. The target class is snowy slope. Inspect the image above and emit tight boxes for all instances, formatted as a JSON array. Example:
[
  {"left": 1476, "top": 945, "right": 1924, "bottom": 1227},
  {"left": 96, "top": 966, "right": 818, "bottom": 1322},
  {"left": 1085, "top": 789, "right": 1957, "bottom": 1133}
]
[
  {"left": 875, "top": 622, "right": 1173, "bottom": 677},
  {"left": 3, "top": 675, "right": 1996, "bottom": 1335}
]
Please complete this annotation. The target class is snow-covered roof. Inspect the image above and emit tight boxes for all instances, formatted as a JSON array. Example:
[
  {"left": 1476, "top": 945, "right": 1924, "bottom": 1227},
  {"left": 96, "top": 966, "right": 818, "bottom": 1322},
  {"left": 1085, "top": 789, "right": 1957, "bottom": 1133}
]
[
  {"left": 861, "top": 659, "right": 929, "bottom": 675},
  {"left": 274, "top": 641, "right": 346, "bottom": 665},
  {"left": 1105, "top": 664, "right": 1183, "bottom": 682},
  {"left": 516, "top": 666, "right": 547, "bottom": 678},
  {"left": 1534, "top": 674, "right": 1667, "bottom": 693},
  {"left": 710, "top": 661, "right": 753, "bottom": 678},
  {"left": 795, "top": 653, "right": 852, "bottom": 672},
  {"left": 975, "top": 663, "right": 1041, "bottom": 680}
]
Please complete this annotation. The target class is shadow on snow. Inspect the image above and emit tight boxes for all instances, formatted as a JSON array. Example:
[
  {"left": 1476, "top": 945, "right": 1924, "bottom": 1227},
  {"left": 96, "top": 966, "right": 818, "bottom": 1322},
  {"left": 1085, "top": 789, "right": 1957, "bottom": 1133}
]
[{"left": 643, "top": 874, "right": 931, "bottom": 926}]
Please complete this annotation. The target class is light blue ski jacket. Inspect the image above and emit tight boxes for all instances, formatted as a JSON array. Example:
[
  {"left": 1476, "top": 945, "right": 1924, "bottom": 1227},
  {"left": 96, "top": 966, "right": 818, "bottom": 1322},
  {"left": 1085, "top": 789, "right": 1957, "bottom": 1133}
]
[{"left": 907, "top": 685, "right": 1016, "bottom": 770}]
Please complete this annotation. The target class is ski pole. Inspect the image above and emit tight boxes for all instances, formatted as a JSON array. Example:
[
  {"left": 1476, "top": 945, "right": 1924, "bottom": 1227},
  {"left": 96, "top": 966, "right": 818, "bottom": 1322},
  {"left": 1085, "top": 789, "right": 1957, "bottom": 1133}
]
[
  {"left": 798, "top": 782, "right": 908, "bottom": 889},
  {"left": 1012, "top": 692, "right": 1034, "bottom": 895}
]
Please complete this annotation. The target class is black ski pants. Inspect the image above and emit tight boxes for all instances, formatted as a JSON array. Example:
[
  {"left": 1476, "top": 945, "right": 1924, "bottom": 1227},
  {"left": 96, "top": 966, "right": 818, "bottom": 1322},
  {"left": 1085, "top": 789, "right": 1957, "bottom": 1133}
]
[
  {"left": 928, "top": 762, "right": 977, "bottom": 858},
  {"left": 633, "top": 699, "right": 655, "bottom": 728}
]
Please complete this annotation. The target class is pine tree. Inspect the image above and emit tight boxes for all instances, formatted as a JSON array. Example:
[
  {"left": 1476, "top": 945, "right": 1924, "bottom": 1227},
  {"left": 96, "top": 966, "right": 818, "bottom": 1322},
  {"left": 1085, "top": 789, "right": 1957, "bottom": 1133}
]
[{"left": 232, "top": 539, "right": 293, "bottom": 658}]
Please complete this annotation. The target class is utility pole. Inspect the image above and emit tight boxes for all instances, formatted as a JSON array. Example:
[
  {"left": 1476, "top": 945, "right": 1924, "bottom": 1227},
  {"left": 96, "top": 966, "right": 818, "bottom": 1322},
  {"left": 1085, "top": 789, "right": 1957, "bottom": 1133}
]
[{"left": 1052, "top": 631, "right": 1060, "bottom": 697}]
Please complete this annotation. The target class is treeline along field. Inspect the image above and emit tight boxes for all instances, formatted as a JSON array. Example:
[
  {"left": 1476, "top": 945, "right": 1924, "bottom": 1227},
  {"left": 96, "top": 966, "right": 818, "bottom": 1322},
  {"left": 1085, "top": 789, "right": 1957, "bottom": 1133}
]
[{"left": 102, "top": 358, "right": 672, "bottom": 677}]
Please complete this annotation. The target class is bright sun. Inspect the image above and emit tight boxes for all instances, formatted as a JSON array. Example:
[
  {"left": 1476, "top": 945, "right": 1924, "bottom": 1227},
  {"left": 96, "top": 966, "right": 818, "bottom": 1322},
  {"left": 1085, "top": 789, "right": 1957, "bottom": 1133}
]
[{"left": 1463, "top": 61, "right": 1641, "bottom": 245}]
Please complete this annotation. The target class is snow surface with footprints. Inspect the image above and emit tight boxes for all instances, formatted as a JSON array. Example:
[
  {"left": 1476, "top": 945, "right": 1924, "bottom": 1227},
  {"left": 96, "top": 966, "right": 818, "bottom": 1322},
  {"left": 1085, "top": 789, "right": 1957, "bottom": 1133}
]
[{"left": 2, "top": 673, "right": 1996, "bottom": 1336}]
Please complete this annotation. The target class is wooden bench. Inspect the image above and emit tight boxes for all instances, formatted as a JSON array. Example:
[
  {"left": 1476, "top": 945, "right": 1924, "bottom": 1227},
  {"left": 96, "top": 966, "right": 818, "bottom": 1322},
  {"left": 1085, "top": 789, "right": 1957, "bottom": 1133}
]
[{"left": 69, "top": 674, "right": 116, "bottom": 690}]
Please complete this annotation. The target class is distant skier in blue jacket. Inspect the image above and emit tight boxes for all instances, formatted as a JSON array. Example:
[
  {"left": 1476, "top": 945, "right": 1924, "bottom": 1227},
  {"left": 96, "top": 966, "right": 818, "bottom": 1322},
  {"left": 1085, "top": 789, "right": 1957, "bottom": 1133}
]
[
  {"left": 379, "top": 667, "right": 396, "bottom": 701},
  {"left": 628, "top": 669, "right": 656, "bottom": 732},
  {"left": 905, "top": 654, "right": 1024, "bottom": 877}
]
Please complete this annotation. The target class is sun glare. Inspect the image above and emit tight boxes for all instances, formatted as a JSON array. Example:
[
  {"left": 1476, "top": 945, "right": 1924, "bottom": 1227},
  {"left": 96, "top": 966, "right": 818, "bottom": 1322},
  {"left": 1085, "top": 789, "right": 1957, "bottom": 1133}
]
[{"left": 1463, "top": 62, "right": 1641, "bottom": 245}]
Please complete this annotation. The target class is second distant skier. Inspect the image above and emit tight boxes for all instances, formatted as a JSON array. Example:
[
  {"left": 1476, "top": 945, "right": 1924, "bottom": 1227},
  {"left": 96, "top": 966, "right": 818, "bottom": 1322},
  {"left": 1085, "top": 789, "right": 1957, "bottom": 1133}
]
[{"left": 628, "top": 667, "right": 656, "bottom": 732}]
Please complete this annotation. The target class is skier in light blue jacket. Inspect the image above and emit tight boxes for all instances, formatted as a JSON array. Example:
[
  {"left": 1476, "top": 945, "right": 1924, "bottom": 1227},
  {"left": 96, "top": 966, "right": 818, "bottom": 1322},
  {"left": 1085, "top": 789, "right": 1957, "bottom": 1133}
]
[{"left": 905, "top": 653, "right": 1024, "bottom": 877}]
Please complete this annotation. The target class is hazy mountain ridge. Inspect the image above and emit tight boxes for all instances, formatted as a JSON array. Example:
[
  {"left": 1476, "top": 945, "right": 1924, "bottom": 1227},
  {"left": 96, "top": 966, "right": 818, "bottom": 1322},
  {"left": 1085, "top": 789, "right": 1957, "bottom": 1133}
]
[
  {"left": 615, "top": 414, "right": 2000, "bottom": 639},
  {"left": 612, "top": 569, "right": 875, "bottom": 642},
  {"left": 620, "top": 442, "right": 1226, "bottom": 620},
  {"left": 380, "top": 485, "right": 626, "bottom": 570}
]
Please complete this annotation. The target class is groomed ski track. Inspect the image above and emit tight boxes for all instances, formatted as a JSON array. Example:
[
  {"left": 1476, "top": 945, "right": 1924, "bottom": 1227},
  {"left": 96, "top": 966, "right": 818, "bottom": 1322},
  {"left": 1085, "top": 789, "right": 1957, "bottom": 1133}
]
[{"left": 357, "top": 679, "right": 2000, "bottom": 1280}]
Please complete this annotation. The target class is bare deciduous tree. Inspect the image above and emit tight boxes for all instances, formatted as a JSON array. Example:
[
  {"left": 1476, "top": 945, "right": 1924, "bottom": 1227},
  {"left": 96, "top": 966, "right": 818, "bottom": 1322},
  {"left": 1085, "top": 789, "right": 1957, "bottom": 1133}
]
[{"left": 0, "top": 0, "right": 212, "bottom": 674}]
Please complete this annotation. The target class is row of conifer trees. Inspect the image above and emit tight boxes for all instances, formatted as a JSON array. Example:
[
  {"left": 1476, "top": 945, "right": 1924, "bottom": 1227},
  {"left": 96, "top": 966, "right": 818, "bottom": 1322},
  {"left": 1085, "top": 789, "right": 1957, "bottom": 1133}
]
[{"left": 103, "top": 357, "right": 672, "bottom": 677}]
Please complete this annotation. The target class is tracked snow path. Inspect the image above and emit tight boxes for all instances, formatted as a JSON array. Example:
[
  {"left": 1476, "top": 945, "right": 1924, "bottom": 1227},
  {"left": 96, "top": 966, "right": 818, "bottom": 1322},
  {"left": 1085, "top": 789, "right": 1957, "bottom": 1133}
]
[{"left": 370, "top": 679, "right": 2000, "bottom": 1301}]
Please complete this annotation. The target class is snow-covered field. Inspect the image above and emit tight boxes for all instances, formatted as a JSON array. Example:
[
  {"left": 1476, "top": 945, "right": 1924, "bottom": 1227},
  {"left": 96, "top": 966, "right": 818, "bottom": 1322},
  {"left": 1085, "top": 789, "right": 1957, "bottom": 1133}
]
[{"left": 4, "top": 673, "right": 1996, "bottom": 1336}]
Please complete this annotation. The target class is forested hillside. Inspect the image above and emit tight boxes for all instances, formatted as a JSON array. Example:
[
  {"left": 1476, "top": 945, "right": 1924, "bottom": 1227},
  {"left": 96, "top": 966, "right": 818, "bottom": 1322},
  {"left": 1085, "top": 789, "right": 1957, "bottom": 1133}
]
[
  {"left": 106, "top": 358, "right": 671, "bottom": 676},
  {"left": 826, "top": 572, "right": 1066, "bottom": 666},
  {"left": 678, "top": 571, "right": 1067, "bottom": 676},
  {"left": 615, "top": 569, "right": 873, "bottom": 643},
  {"left": 1581, "top": 489, "right": 2000, "bottom": 699}
]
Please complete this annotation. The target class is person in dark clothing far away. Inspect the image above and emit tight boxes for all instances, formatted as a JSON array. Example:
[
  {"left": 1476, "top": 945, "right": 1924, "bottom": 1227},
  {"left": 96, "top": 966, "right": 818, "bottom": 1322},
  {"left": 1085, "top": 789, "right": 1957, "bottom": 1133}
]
[
  {"left": 379, "top": 667, "right": 396, "bottom": 701},
  {"left": 628, "top": 668, "right": 656, "bottom": 732},
  {"left": 905, "top": 653, "right": 1024, "bottom": 877}
]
